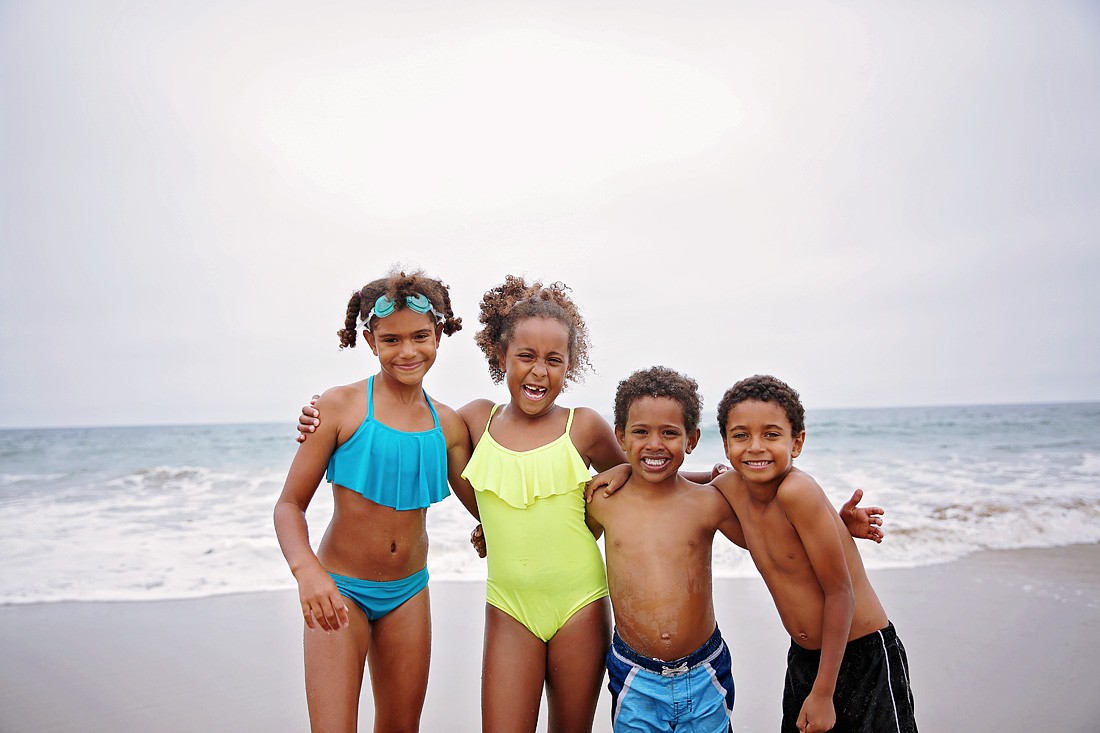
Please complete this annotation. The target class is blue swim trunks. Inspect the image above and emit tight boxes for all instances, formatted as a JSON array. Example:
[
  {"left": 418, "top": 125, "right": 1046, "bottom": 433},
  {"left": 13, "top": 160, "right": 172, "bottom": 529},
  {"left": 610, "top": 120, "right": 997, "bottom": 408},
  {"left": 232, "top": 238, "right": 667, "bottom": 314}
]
[
  {"left": 330, "top": 567, "right": 429, "bottom": 621},
  {"left": 606, "top": 625, "right": 735, "bottom": 732}
]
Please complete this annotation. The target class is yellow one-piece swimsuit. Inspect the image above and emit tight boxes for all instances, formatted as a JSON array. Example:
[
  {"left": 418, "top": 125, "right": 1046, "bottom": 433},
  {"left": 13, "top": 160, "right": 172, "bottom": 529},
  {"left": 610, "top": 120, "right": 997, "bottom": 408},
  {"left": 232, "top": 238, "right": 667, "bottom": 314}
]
[{"left": 461, "top": 405, "right": 608, "bottom": 642}]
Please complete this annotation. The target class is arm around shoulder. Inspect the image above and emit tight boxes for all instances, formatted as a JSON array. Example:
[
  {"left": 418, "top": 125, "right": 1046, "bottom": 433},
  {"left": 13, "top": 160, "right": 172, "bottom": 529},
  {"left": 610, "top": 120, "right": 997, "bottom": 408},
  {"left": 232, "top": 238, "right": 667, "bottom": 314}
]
[{"left": 436, "top": 401, "right": 480, "bottom": 520}]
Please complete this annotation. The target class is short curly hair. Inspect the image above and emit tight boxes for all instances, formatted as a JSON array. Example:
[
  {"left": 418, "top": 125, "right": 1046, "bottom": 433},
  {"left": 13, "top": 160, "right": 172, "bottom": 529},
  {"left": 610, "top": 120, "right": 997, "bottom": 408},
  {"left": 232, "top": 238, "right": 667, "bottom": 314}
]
[
  {"left": 337, "top": 268, "right": 462, "bottom": 349},
  {"left": 613, "top": 366, "right": 702, "bottom": 434},
  {"left": 473, "top": 275, "right": 592, "bottom": 385},
  {"left": 715, "top": 374, "right": 805, "bottom": 436}
]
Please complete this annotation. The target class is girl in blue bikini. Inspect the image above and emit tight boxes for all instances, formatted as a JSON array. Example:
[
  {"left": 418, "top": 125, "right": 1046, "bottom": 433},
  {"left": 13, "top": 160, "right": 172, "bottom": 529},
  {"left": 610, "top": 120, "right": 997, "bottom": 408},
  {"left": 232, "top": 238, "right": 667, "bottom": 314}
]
[{"left": 274, "top": 268, "right": 477, "bottom": 732}]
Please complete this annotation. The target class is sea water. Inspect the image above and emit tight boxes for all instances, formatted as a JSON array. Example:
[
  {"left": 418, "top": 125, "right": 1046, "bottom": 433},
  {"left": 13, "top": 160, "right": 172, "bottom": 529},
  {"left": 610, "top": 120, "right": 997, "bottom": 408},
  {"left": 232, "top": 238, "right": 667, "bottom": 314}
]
[{"left": 2, "top": 402, "right": 1098, "bottom": 604}]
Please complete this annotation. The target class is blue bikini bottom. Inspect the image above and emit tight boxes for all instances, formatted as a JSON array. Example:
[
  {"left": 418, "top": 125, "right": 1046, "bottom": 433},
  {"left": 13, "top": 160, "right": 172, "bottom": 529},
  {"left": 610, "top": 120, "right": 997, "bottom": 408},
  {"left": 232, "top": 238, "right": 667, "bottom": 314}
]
[{"left": 330, "top": 567, "right": 429, "bottom": 621}]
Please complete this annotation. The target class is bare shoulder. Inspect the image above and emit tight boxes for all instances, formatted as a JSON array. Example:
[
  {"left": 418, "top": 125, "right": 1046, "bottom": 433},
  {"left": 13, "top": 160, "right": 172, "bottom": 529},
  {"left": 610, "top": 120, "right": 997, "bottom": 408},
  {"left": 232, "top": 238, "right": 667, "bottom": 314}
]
[
  {"left": 681, "top": 479, "right": 734, "bottom": 518},
  {"left": 710, "top": 469, "right": 747, "bottom": 499},
  {"left": 316, "top": 381, "right": 366, "bottom": 412},
  {"left": 431, "top": 399, "right": 469, "bottom": 440},
  {"left": 457, "top": 398, "right": 495, "bottom": 434},
  {"left": 775, "top": 468, "right": 825, "bottom": 501},
  {"left": 775, "top": 468, "right": 833, "bottom": 521},
  {"left": 571, "top": 405, "right": 608, "bottom": 425}
]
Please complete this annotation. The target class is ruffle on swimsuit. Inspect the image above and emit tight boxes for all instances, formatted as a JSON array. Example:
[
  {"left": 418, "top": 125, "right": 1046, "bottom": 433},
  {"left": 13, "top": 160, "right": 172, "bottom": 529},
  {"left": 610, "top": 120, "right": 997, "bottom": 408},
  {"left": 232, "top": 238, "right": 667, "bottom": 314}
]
[
  {"left": 326, "top": 376, "right": 450, "bottom": 511},
  {"left": 461, "top": 405, "right": 592, "bottom": 508}
]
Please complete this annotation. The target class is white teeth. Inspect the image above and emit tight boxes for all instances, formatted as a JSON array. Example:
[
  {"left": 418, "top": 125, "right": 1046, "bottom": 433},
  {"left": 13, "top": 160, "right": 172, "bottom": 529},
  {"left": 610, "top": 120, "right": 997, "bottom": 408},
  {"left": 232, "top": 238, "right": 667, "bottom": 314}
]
[{"left": 642, "top": 457, "right": 668, "bottom": 467}]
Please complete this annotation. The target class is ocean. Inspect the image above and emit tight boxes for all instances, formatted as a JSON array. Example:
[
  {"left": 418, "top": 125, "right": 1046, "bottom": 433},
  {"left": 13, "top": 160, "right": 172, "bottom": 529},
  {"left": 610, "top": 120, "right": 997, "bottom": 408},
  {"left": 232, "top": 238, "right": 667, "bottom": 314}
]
[{"left": 2, "top": 402, "right": 1098, "bottom": 605}]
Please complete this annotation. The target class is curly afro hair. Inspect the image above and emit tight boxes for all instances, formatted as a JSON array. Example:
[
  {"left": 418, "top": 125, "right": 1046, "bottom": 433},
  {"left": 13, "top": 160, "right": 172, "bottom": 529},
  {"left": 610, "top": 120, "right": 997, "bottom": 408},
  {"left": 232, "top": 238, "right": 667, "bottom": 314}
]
[
  {"left": 613, "top": 366, "right": 702, "bottom": 434},
  {"left": 715, "top": 374, "right": 805, "bottom": 436},
  {"left": 337, "top": 267, "right": 462, "bottom": 349},
  {"left": 473, "top": 274, "right": 592, "bottom": 385}
]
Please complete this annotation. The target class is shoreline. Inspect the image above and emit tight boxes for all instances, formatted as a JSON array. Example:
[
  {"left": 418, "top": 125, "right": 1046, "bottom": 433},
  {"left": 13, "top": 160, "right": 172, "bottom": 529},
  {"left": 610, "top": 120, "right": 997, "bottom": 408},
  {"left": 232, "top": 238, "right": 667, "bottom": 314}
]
[{"left": 2, "top": 543, "right": 1098, "bottom": 731}]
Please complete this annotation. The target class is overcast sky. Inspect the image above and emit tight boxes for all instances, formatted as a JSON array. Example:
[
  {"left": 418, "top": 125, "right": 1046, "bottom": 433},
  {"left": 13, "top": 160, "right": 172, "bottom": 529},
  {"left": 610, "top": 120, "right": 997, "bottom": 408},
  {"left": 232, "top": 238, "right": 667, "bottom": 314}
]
[{"left": 2, "top": 1, "right": 1098, "bottom": 428}]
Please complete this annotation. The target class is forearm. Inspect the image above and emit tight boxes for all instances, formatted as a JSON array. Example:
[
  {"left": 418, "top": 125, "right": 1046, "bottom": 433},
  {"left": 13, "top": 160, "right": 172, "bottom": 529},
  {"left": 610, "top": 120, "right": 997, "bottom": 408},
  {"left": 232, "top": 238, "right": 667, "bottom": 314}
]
[
  {"left": 451, "top": 480, "right": 480, "bottom": 521},
  {"left": 679, "top": 469, "right": 712, "bottom": 484},
  {"left": 812, "top": 588, "right": 855, "bottom": 698},
  {"left": 273, "top": 503, "right": 325, "bottom": 577}
]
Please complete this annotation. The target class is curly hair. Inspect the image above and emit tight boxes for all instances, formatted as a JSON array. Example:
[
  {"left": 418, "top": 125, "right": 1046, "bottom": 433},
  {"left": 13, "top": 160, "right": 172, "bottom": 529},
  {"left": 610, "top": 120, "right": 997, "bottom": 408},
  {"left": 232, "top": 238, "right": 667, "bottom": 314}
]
[
  {"left": 473, "top": 275, "right": 592, "bottom": 385},
  {"left": 715, "top": 374, "right": 805, "bottom": 436},
  {"left": 614, "top": 366, "right": 702, "bottom": 433},
  {"left": 337, "top": 268, "right": 462, "bottom": 349}
]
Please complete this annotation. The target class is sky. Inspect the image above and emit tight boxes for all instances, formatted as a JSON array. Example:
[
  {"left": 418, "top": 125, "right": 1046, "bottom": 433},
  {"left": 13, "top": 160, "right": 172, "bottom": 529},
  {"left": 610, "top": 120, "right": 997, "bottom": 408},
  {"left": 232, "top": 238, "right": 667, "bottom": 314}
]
[{"left": 2, "top": 1, "right": 1098, "bottom": 428}]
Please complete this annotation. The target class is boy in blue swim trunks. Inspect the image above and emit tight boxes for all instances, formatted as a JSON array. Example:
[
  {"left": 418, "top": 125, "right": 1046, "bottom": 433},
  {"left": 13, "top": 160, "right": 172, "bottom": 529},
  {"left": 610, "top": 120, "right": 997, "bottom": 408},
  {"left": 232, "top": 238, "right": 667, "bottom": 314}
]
[{"left": 586, "top": 367, "right": 880, "bottom": 732}]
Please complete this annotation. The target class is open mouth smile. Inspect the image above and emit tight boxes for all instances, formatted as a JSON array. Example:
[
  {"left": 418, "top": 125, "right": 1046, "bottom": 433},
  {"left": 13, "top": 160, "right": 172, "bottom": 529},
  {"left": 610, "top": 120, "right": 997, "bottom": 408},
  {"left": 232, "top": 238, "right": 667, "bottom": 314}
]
[
  {"left": 641, "top": 455, "right": 672, "bottom": 470},
  {"left": 522, "top": 384, "right": 549, "bottom": 401}
]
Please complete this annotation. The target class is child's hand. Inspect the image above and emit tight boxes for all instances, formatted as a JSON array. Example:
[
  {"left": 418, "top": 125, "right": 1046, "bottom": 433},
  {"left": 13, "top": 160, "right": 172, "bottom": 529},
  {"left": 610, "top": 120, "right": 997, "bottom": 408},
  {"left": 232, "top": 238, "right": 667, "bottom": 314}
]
[
  {"left": 584, "top": 463, "right": 632, "bottom": 503},
  {"left": 295, "top": 395, "right": 321, "bottom": 443},
  {"left": 296, "top": 567, "right": 349, "bottom": 632},
  {"left": 840, "top": 488, "right": 885, "bottom": 543},
  {"left": 709, "top": 462, "right": 730, "bottom": 480},
  {"left": 469, "top": 524, "right": 487, "bottom": 558},
  {"left": 797, "top": 690, "right": 836, "bottom": 732}
]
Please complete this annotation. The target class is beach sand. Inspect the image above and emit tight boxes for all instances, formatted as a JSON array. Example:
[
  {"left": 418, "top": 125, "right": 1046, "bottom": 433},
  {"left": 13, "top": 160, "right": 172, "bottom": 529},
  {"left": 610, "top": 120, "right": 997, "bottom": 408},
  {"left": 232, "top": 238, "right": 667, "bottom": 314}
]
[{"left": 2, "top": 543, "right": 1098, "bottom": 732}]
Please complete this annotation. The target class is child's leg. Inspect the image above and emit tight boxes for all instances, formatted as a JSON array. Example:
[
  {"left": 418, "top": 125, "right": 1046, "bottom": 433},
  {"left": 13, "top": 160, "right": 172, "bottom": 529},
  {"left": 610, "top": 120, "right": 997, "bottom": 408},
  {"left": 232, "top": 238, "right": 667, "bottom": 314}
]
[
  {"left": 545, "top": 597, "right": 612, "bottom": 733},
  {"left": 482, "top": 604, "right": 548, "bottom": 733},
  {"left": 366, "top": 586, "right": 432, "bottom": 733},
  {"left": 303, "top": 600, "right": 372, "bottom": 732}
]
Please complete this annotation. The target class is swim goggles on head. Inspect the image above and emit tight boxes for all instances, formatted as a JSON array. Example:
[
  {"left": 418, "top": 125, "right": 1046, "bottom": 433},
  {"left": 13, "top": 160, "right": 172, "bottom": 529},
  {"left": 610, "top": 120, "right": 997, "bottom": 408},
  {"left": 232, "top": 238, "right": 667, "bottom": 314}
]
[{"left": 358, "top": 293, "right": 445, "bottom": 331}]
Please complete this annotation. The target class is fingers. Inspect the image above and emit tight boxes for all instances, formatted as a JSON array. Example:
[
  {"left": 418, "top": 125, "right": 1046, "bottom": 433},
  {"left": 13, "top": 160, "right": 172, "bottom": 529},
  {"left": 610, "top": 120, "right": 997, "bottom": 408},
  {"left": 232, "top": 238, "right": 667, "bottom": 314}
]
[
  {"left": 302, "top": 596, "right": 350, "bottom": 632},
  {"left": 469, "top": 524, "right": 487, "bottom": 558}
]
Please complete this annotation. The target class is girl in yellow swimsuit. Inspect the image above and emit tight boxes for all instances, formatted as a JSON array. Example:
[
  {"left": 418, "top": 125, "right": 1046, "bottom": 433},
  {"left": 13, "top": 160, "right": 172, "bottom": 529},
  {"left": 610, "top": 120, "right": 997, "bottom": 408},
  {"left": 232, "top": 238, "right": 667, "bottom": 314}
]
[{"left": 459, "top": 276, "right": 720, "bottom": 733}]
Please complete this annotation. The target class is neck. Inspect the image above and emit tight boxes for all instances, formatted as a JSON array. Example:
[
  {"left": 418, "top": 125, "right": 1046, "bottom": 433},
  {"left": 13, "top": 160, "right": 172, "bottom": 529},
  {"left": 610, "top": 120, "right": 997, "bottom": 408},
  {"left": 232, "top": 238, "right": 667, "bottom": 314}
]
[{"left": 374, "top": 371, "right": 425, "bottom": 404}]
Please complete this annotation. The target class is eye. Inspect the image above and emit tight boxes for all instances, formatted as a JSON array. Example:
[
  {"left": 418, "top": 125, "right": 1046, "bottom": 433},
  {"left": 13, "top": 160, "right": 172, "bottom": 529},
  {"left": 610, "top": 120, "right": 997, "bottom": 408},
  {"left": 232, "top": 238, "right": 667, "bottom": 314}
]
[{"left": 731, "top": 431, "right": 748, "bottom": 440}]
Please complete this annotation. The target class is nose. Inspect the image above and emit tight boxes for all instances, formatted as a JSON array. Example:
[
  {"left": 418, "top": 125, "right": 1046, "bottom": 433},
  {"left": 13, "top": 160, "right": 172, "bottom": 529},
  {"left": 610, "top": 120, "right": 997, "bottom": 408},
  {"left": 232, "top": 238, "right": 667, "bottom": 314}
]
[{"left": 532, "top": 360, "right": 548, "bottom": 378}]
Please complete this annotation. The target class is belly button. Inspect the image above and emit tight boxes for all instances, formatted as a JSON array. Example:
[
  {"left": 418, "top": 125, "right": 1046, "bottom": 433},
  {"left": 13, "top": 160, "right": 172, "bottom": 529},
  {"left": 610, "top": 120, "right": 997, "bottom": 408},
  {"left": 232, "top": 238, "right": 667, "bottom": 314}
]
[
  {"left": 390, "top": 542, "right": 397, "bottom": 554},
  {"left": 661, "top": 633, "right": 671, "bottom": 640},
  {"left": 798, "top": 632, "right": 809, "bottom": 641}
]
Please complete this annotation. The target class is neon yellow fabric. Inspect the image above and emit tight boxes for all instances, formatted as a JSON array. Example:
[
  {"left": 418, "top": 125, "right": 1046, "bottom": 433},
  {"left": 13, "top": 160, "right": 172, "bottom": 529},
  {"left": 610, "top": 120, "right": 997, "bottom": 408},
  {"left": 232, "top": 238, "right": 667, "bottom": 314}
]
[{"left": 461, "top": 406, "right": 609, "bottom": 641}]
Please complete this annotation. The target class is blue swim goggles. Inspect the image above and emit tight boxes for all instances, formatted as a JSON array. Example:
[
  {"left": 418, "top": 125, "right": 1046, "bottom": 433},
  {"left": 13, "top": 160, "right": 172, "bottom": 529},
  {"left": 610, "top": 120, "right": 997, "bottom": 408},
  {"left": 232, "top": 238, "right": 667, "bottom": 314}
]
[{"left": 359, "top": 293, "right": 445, "bottom": 332}]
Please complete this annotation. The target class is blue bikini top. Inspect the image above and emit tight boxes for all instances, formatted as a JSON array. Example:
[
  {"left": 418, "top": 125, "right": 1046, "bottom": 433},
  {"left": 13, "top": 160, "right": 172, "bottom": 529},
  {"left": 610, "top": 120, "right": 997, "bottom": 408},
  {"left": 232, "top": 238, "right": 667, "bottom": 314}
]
[{"left": 326, "top": 376, "right": 450, "bottom": 510}]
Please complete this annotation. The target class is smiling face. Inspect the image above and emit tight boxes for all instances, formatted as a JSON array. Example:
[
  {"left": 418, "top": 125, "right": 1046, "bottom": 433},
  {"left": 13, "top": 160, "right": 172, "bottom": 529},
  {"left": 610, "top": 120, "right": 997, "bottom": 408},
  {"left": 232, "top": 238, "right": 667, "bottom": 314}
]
[
  {"left": 616, "top": 395, "right": 700, "bottom": 485},
  {"left": 721, "top": 399, "right": 805, "bottom": 488},
  {"left": 364, "top": 307, "right": 443, "bottom": 386},
  {"left": 499, "top": 316, "right": 570, "bottom": 416}
]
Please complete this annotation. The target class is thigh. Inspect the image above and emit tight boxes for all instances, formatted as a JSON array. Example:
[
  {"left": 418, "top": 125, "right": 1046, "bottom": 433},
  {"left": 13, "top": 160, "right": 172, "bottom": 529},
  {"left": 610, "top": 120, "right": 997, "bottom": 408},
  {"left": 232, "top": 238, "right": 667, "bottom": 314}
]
[
  {"left": 545, "top": 597, "right": 611, "bottom": 733},
  {"left": 366, "top": 586, "right": 432, "bottom": 733},
  {"left": 482, "top": 604, "right": 548, "bottom": 733},
  {"left": 304, "top": 600, "right": 372, "bottom": 733}
]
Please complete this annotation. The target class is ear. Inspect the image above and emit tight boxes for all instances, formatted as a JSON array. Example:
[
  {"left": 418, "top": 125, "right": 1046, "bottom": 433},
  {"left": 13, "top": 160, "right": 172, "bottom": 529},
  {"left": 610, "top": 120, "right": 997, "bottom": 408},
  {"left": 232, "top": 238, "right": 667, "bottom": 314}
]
[
  {"left": 614, "top": 427, "right": 626, "bottom": 450},
  {"left": 496, "top": 350, "right": 507, "bottom": 375},
  {"left": 686, "top": 427, "right": 701, "bottom": 454},
  {"left": 364, "top": 330, "right": 378, "bottom": 356},
  {"left": 434, "top": 324, "right": 443, "bottom": 346},
  {"left": 791, "top": 431, "right": 806, "bottom": 458}
]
